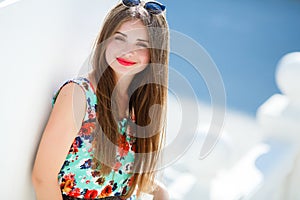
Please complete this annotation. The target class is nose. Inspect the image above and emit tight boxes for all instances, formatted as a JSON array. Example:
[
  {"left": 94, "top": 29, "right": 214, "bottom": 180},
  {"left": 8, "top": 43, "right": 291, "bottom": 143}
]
[{"left": 121, "top": 42, "right": 137, "bottom": 56}]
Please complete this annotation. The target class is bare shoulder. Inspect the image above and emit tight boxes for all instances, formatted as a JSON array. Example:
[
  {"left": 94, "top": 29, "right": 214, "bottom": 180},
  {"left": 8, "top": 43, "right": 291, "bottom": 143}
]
[
  {"left": 42, "top": 81, "right": 87, "bottom": 151},
  {"left": 52, "top": 82, "right": 87, "bottom": 131},
  {"left": 32, "top": 82, "right": 87, "bottom": 182}
]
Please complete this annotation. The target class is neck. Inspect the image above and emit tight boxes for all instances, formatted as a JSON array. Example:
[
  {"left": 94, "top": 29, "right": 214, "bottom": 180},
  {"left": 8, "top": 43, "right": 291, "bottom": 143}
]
[
  {"left": 114, "top": 73, "right": 134, "bottom": 119},
  {"left": 114, "top": 73, "right": 134, "bottom": 97}
]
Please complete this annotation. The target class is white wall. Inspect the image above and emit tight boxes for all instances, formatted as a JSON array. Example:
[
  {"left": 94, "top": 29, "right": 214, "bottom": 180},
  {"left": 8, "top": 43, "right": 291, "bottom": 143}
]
[{"left": 0, "top": 0, "right": 117, "bottom": 198}]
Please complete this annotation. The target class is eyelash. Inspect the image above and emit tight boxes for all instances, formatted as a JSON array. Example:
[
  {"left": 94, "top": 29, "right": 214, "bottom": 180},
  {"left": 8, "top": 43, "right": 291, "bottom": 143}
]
[
  {"left": 114, "top": 36, "right": 125, "bottom": 41},
  {"left": 137, "top": 43, "right": 148, "bottom": 48},
  {"left": 114, "top": 35, "right": 149, "bottom": 48}
]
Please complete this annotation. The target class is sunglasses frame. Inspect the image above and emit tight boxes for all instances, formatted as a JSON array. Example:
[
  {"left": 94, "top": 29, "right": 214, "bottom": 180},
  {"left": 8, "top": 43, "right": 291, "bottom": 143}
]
[{"left": 122, "top": 0, "right": 166, "bottom": 15}]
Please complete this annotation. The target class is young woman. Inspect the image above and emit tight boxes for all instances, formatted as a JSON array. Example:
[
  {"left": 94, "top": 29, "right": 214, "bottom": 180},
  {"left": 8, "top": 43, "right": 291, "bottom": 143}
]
[{"left": 32, "top": 1, "right": 169, "bottom": 199}]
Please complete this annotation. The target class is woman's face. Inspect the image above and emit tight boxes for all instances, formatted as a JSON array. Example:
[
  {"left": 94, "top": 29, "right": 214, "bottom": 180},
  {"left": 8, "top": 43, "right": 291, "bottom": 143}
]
[{"left": 105, "top": 19, "right": 150, "bottom": 80}]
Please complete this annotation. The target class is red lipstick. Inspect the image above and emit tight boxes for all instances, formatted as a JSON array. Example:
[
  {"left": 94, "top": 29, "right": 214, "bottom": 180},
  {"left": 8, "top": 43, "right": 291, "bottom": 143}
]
[{"left": 116, "top": 57, "right": 136, "bottom": 66}]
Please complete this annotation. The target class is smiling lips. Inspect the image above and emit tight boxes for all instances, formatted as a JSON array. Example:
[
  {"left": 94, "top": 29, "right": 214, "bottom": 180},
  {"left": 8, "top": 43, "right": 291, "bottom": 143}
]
[{"left": 116, "top": 57, "right": 136, "bottom": 66}]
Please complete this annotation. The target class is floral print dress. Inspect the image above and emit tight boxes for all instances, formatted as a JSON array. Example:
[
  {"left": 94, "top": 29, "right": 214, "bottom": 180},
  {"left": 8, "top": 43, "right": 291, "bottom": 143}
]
[{"left": 52, "top": 77, "right": 137, "bottom": 199}]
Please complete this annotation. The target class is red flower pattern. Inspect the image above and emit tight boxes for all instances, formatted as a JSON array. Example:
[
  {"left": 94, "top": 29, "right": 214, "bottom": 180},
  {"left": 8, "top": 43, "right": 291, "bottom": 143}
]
[
  {"left": 100, "top": 185, "right": 113, "bottom": 197},
  {"left": 84, "top": 189, "right": 98, "bottom": 199},
  {"left": 68, "top": 188, "right": 81, "bottom": 197},
  {"left": 80, "top": 122, "right": 95, "bottom": 136},
  {"left": 118, "top": 135, "right": 130, "bottom": 157}
]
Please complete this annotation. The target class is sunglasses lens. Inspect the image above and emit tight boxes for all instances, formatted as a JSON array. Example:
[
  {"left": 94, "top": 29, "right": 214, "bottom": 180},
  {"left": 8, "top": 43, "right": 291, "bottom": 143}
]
[
  {"left": 144, "top": 2, "right": 166, "bottom": 14},
  {"left": 122, "top": 0, "right": 141, "bottom": 7}
]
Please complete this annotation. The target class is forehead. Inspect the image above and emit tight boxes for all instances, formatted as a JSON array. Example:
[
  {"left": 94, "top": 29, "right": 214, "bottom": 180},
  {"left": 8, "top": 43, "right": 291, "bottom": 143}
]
[{"left": 116, "top": 19, "right": 149, "bottom": 39}]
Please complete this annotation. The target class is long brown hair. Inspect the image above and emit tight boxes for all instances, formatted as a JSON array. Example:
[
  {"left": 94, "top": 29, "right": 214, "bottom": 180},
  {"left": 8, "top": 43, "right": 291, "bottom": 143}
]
[{"left": 90, "top": 3, "right": 169, "bottom": 198}]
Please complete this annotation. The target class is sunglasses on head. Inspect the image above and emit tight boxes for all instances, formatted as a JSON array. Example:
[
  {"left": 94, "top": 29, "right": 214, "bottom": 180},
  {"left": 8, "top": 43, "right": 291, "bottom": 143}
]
[{"left": 122, "top": 0, "right": 166, "bottom": 15}]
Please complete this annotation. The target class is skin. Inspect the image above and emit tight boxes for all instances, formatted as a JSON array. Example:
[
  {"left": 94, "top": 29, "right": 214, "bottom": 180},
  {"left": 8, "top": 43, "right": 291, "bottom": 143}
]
[
  {"left": 153, "top": 181, "right": 170, "bottom": 200},
  {"left": 104, "top": 19, "right": 151, "bottom": 118},
  {"left": 32, "top": 19, "right": 169, "bottom": 200},
  {"left": 32, "top": 83, "right": 86, "bottom": 200},
  {"left": 105, "top": 19, "right": 151, "bottom": 84}
]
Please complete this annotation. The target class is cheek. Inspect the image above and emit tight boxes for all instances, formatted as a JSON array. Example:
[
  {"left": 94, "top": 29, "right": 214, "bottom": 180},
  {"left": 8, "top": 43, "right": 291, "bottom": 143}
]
[
  {"left": 139, "top": 49, "right": 150, "bottom": 65},
  {"left": 105, "top": 49, "right": 111, "bottom": 65},
  {"left": 105, "top": 43, "right": 117, "bottom": 64}
]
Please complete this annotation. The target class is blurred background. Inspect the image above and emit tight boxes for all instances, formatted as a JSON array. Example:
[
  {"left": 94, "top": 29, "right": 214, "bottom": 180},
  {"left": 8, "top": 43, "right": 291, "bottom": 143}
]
[
  {"left": 163, "top": 0, "right": 300, "bottom": 115},
  {"left": 0, "top": 0, "right": 300, "bottom": 199}
]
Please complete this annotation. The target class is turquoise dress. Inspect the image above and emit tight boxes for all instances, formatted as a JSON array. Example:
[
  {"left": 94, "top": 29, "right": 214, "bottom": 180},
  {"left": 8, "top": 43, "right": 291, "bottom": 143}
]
[{"left": 52, "top": 77, "right": 136, "bottom": 199}]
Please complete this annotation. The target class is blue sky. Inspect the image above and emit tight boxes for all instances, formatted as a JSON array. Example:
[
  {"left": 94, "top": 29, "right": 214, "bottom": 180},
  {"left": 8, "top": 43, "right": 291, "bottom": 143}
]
[{"left": 160, "top": 0, "right": 300, "bottom": 115}]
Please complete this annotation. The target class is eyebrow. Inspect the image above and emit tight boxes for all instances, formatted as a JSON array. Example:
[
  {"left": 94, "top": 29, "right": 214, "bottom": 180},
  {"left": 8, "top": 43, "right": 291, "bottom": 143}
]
[
  {"left": 115, "top": 31, "right": 149, "bottom": 43},
  {"left": 115, "top": 31, "right": 127, "bottom": 37}
]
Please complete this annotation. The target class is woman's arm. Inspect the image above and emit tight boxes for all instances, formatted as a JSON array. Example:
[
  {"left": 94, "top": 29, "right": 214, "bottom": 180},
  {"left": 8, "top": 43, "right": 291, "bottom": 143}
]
[
  {"left": 152, "top": 181, "right": 170, "bottom": 200},
  {"left": 32, "top": 83, "right": 86, "bottom": 200},
  {"left": 139, "top": 181, "right": 170, "bottom": 200}
]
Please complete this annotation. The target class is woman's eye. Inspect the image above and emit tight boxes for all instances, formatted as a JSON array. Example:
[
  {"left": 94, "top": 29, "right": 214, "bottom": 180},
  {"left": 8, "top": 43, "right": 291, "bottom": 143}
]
[
  {"left": 115, "top": 36, "right": 125, "bottom": 41},
  {"left": 137, "top": 43, "right": 149, "bottom": 48}
]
